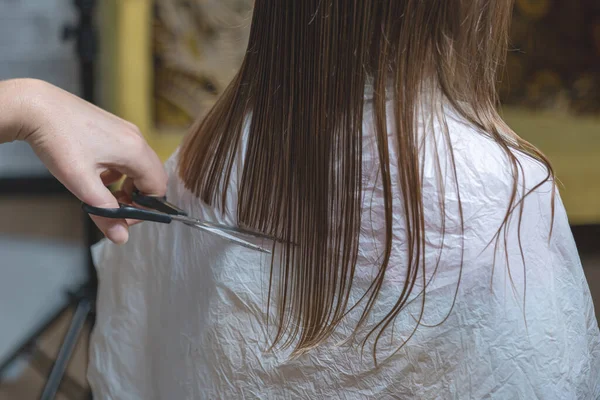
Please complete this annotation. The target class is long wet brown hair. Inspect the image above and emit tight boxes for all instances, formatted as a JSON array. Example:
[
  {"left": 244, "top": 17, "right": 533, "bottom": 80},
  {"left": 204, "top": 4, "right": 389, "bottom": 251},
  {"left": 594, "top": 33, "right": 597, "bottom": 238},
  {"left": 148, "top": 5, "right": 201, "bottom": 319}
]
[{"left": 179, "top": 0, "right": 554, "bottom": 360}]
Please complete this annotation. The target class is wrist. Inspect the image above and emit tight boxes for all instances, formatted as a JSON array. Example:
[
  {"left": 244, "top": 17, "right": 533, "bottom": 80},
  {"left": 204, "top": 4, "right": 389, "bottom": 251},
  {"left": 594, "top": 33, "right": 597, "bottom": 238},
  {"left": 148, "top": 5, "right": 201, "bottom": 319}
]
[
  {"left": 0, "top": 79, "right": 27, "bottom": 143},
  {"left": 0, "top": 78, "right": 47, "bottom": 144}
]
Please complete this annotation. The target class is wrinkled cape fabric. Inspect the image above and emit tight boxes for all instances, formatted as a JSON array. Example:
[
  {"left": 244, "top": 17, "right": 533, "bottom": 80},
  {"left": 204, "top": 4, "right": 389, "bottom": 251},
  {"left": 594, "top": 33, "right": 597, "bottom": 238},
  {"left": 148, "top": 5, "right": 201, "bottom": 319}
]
[{"left": 88, "top": 102, "right": 600, "bottom": 399}]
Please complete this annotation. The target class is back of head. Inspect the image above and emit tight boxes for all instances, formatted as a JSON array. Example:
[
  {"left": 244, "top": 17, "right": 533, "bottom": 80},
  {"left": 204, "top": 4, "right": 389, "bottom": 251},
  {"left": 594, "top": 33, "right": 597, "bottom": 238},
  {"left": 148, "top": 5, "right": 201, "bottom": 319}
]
[{"left": 179, "top": 0, "right": 552, "bottom": 360}]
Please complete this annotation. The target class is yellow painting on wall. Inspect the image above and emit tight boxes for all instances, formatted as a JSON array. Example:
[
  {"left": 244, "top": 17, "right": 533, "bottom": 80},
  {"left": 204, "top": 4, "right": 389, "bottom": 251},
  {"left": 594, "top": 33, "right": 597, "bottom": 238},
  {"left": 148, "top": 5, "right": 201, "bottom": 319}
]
[{"left": 153, "top": 0, "right": 253, "bottom": 130}]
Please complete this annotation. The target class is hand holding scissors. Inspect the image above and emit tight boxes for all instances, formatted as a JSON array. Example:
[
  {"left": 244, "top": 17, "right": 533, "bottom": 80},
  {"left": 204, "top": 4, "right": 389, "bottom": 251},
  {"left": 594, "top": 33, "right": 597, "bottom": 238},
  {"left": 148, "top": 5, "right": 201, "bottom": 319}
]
[{"left": 82, "top": 190, "right": 278, "bottom": 253}]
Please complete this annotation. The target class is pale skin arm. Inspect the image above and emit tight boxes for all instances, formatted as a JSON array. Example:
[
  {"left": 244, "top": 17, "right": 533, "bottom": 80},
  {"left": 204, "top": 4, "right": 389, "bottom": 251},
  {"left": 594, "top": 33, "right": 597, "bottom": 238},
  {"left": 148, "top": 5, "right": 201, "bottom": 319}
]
[{"left": 0, "top": 78, "right": 168, "bottom": 244}]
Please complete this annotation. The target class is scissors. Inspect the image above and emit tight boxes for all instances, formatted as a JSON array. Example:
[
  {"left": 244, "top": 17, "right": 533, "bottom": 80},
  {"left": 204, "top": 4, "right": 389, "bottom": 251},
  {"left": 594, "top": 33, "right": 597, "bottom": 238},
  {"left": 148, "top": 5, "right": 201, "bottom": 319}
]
[{"left": 82, "top": 190, "right": 276, "bottom": 253}]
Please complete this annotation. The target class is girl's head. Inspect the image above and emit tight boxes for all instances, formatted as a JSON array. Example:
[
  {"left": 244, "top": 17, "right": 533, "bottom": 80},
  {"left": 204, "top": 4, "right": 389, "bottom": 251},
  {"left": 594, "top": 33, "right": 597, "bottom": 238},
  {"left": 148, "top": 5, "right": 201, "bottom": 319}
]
[{"left": 180, "top": 1, "right": 552, "bottom": 361}]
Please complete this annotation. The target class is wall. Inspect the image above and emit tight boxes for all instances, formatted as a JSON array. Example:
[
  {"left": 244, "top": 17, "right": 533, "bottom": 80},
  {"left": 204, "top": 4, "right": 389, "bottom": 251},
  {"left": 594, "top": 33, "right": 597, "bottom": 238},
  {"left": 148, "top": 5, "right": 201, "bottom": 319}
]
[{"left": 0, "top": 0, "right": 79, "bottom": 94}]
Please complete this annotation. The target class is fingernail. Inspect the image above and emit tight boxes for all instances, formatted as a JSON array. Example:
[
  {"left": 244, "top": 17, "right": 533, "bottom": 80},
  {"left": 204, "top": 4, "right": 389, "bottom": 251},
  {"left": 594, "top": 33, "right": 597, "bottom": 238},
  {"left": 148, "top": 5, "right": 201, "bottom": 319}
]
[{"left": 107, "top": 223, "right": 129, "bottom": 244}]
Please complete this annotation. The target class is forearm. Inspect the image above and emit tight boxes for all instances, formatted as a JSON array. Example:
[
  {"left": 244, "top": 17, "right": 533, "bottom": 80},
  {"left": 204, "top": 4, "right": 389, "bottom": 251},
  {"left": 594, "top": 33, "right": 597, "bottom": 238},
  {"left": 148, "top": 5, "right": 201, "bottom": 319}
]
[{"left": 0, "top": 78, "right": 31, "bottom": 144}]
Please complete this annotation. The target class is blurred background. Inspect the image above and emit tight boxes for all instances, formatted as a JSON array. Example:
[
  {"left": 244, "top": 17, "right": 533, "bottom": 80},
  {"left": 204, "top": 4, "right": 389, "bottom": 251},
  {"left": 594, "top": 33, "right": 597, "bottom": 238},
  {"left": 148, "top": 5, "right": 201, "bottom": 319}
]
[{"left": 0, "top": 0, "right": 598, "bottom": 399}]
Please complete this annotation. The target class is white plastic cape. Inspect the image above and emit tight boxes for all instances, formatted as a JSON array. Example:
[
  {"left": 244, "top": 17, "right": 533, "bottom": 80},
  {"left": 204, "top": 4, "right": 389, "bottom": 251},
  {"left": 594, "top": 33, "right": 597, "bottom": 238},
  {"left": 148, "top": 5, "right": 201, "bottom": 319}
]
[{"left": 88, "top": 104, "right": 600, "bottom": 399}]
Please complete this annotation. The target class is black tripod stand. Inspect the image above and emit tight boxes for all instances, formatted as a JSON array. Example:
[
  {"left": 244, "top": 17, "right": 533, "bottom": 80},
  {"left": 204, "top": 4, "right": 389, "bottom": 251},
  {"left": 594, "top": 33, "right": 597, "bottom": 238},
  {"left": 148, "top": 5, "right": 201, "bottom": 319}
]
[
  {"left": 0, "top": 1, "right": 102, "bottom": 397},
  {"left": 38, "top": 1, "right": 99, "bottom": 399},
  {"left": 0, "top": 1, "right": 100, "bottom": 398}
]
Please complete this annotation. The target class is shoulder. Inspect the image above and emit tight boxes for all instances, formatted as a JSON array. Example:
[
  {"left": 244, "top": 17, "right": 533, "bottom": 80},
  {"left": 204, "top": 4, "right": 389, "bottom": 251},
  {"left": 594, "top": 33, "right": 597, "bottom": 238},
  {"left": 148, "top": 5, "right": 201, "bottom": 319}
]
[
  {"left": 441, "top": 108, "right": 553, "bottom": 196},
  {"left": 424, "top": 107, "right": 556, "bottom": 239},
  {"left": 163, "top": 148, "right": 196, "bottom": 213},
  {"left": 163, "top": 147, "right": 238, "bottom": 225},
  {"left": 164, "top": 147, "right": 182, "bottom": 190}
]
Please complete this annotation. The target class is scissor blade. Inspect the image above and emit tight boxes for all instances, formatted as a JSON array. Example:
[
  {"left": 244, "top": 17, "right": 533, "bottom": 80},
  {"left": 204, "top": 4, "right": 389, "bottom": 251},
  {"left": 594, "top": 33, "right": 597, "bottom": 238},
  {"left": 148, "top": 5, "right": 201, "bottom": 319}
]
[
  {"left": 172, "top": 215, "right": 278, "bottom": 242},
  {"left": 179, "top": 220, "right": 272, "bottom": 254},
  {"left": 184, "top": 219, "right": 279, "bottom": 241}
]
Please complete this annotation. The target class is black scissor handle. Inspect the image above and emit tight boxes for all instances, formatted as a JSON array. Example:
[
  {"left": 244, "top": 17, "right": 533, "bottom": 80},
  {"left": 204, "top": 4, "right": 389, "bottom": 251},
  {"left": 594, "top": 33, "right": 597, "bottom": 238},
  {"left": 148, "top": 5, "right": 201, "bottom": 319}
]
[
  {"left": 82, "top": 203, "right": 173, "bottom": 224},
  {"left": 132, "top": 189, "right": 187, "bottom": 216}
]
